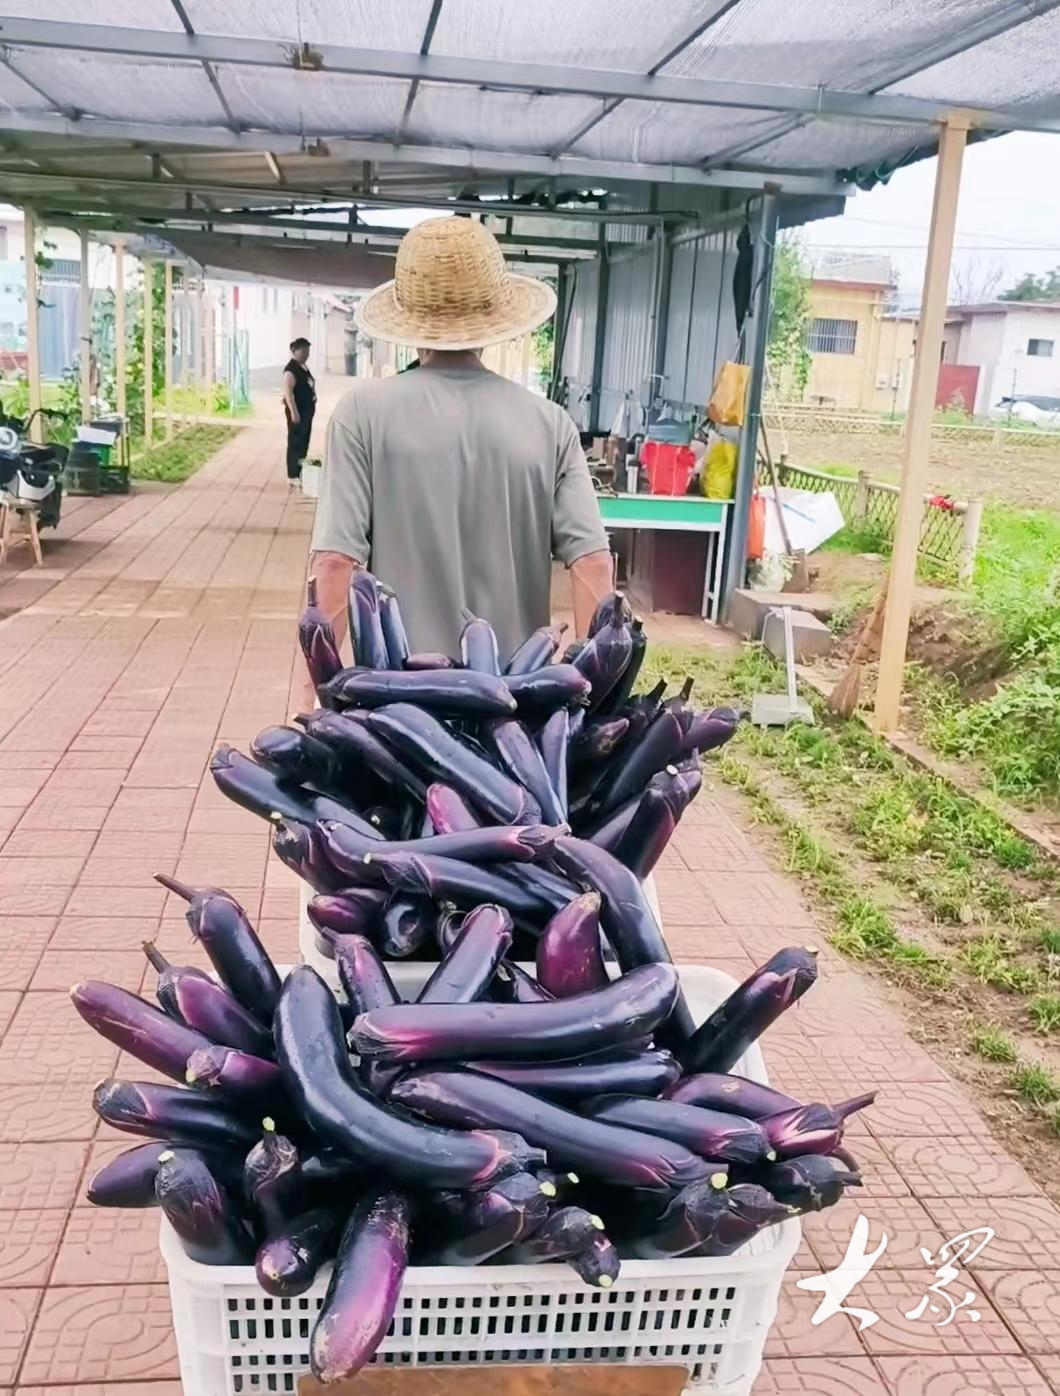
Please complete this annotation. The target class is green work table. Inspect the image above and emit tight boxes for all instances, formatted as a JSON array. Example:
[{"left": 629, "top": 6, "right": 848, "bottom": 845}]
[{"left": 597, "top": 493, "right": 730, "bottom": 621}]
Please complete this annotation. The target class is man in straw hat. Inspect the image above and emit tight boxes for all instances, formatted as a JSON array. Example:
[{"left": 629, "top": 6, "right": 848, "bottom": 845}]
[{"left": 308, "top": 216, "right": 612, "bottom": 662}]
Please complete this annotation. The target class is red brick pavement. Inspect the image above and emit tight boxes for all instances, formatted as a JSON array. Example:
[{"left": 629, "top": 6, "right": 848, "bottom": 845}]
[{"left": 1, "top": 421, "right": 1058, "bottom": 1394}]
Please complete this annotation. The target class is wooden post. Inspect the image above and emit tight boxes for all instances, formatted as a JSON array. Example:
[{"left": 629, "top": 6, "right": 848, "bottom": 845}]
[
  {"left": 874, "top": 117, "right": 968, "bottom": 732},
  {"left": 958, "top": 497, "right": 983, "bottom": 584},
  {"left": 163, "top": 260, "right": 174, "bottom": 440},
  {"left": 79, "top": 229, "right": 92, "bottom": 423},
  {"left": 142, "top": 258, "right": 154, "bottom": 445},
  {"left": 114, "top": 239, "right": 127, "bottom": 423},
  {"left": 854, "top": 468, "right": 870, "bottom": 522},
  {"left": 196, "top": 280, "right": 206, "bottom": 402},
  {"left": 22, "top": 207, "right": 43, "bottom": 443}
]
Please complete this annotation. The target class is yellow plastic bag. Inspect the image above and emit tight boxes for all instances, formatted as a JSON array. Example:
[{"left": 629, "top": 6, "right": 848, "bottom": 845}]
[
  {"left": 703, "top": 440, "right": 738, "bottom": 500},
  {"left": 707, "top": 361, "right": 749, "bottom": 426}
]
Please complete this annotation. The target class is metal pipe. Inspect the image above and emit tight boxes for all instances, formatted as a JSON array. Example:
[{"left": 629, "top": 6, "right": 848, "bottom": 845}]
[
  {"left": 588, "top": 229, "right": 611, "bottom": 434},
  {"left": 142, "top": 257, "right": 154, "bottom": 443},
  {"left": 78, "top": 228, "right": 92, "bottom": 422},
  {"left": 651, "top": 230, "right": 673, "bottom": 385},
  {"left": 163, "top": 259, "right": 174, "bottom": 440},
  {"left": 22, "top": 205, "right": 42, "bottom": 442}
]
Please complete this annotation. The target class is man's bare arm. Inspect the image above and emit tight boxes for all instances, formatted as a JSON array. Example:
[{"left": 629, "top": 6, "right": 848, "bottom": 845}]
[
  {"left": 569, "top": 548, "right": 614, "bottom": 638},
  {"left": 283, "top": 369, "right": 299, "bottom": 422},
  {"left": 294, "top": 550, "right": 360, "bottom": 714}
]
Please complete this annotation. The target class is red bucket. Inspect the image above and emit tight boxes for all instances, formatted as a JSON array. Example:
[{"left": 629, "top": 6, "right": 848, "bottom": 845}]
[{"left": 641, "top": 441, "right": 695, "bottom": 496}]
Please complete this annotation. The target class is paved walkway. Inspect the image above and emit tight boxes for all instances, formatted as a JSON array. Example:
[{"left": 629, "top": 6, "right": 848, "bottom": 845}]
[{"left": 0, "top": 420, "right": 1059, "bottom": 1395}]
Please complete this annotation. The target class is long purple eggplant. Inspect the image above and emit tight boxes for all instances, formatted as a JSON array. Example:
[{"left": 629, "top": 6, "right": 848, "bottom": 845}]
[
  {"left": 86, "top": 1142, "right": 184, "bottom": 1208},
  {"left": 250, "top": 724, "right": 340, "bottom": 789},
  {"left": 170, "top": 974, "right": 276, "bottom": 1059},
  {"left": 425, "top": 783, "right": 480, "bottom": 834},
  {"left": 570, "top": 717, "right": 630, "bottom": 769},
  {"left": 491, "top": 961, "right": 554, "bottom": 1004},
  {"left": 334, "top": 935, "right": 400, "bottom": 1016},
  {"left": 619, "top": 678, "right": 667, "bottom": 744},
  {"left": 549, "top": 836, "right": 694, "bottom": 1043},
  {"left": 307, "top": 889, "right": 387, "bottom": 940},
  {"left": 210, "top": 745, "right": 379, "bottom": 837},
  {"left": 404, "top": 651, "right": 460, "bottom": 670},
  {"left": 664, "top": 1073, "right": 802, "bottom": 1118},
  {"left": 367, "top": 704, "right": 536, "bottom": 824},
  {"left": 598, "top": 617, "right": 645, "bottom": 716},
  {"left": 467, "top": 1049, "right": 680, "bottom": 1102},
  {"left": 680, "top": 708, "right": 740, "bottom": 757},
  {"left": 141, "top": 942, "right": 214, "bottom": 1024},
  {"left": 274, "top": 966, "right": 541, "bottom": 1190},
  {"left": 271, "top": 817, "right": 346, "bottom": 894},
  {"left": 378, "top": 895, "right": 433, "bottom": 958},
  {"left": 94, "top": 1078, "right": 260, "bottom": 1150},
  {"left": 505, "top": 623, "right": 566, "bottom": 676},
  {"left": 536, "top": 706, "right": 570, "bottom": 818},
  {"left": 483, "top": 717, "right": 567, "bottom": 826},
  {"left": 503, "top": 860, "right": 582, "bottom": 914},
  {"left": 417, "top": 904, "right": 513, "bottom": 1004},
  {"left": 696, "top": 1183, "right": 795, "bottom": 1257},
  {"left": 322, "top": 666, "right": 516, "bottom": 718},
  {"left": 186, "top": 1047, "right": 285, "bottom": 1108},
  {"left": 570, "top": 1232, "right": 620, "bottom": 1287},
  {"left": 420, "top": 1172, "right": 550, "bottom": 1265},
  {"left": 754, "top": 1154, "right": 862, "bottom": 1214},
  {"left": 244, "top": 1119, "right": 303, "bottom": 1233},
  {"left": 298, "top": 577, "right": 343, "bottom": 693},
  {"left": 678, "top": 947, "right": 820, "bottom": 1075},
  {"left": 310, "top": 1190, "right": 410, "bottom": 1383},
  {"left": 347, "top": 569, "right": 389, "bottom": 670},
  {"left": 584, "top": 1096, "right": 773, "bottom": 1165},
  {"left": 501, "top": 1205, "right": 604, "bottom": 1263},
  {"left": 435, "top": 903, "right": 465, "bottom": 952},
  {"left": 574, "top": 612, "right": 633, "bottom": 711},
  {"left": 460, "top": 611, "right": 502, "bottom": 675},
  {"left": 377, "top": 584, "right": 410, "bottom": 670},
  {"left": 370, "top": 851, "right": 554, "bottom": 923},
  {"left": 156, "top": 1147, "right": 254, "bottom": 1265},
  {"left": 588, "top": 592, "right": 633, "bottom": 637},
  {"left": 296, "top": 709, "right": 428, "bottom": 803},
  {"left": 155, "top": 874, "right": 282, "bottom": 1025},
  {"left": 622, "top": 1176, "right": 731, "bottom": 1259},
  {"left": 391, "top": 1070, "right": 708, "bottom": 1192},
  {"left": 70, "top": 980, "right": 214, "bottom": 1084},
  {"left": 353, "top": 962, "right": 679, "bottom": 1064},
  {"left": 611, "top": 784, "right": 676, "bottom": 879},
  {"left": 534, "top": 892, "right": 607, "bottom": 999},
  {"left": 757, "top": 1094, "right": 876, "bottom": 1160},
  {"left": 258, "top": 1207, "right": 344, "bottom": 1297},
  {"left": 504, "top": 663, "right": 591, "bottom": 711},
  {"left": 321, "top": 818, "right": 558, "bottom": 876},
  {"left": 590, "top": 709, "right": 685, "bottom": 817}
]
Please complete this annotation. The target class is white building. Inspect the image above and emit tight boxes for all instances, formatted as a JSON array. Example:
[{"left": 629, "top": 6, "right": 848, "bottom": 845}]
[{"left": 942, "top": 301, "right": 1060, "bottom": 415}]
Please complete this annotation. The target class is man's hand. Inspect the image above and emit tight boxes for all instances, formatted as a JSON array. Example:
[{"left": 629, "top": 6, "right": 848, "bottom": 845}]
[
  {"left": 569, "top": 548, "right": 615, "bottom": 638},
  {"left": 292, "top": 551, "right": 358, "bottom": 719},
  {"left": 289, "top": 409, "right": 301, "bottom": 425}
]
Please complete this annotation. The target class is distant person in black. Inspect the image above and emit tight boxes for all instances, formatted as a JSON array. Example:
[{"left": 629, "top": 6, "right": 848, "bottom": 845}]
[{"left": 282, "top": 337, "right": 316, "bottom": 484}]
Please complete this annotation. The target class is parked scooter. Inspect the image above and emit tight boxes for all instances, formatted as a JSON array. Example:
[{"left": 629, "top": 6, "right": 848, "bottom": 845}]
[{"left": 0, "top": 408, "right": 69, "bottom": 530}]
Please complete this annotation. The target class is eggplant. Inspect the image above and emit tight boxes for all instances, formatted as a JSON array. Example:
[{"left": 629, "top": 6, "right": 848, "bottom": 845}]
[
  {"left": 298, "top": 577, "right": 343, "bottom": 694},
  {"left": 210, "top": 744, "right": 381, "bottom": 837},
  {"left": 502, "top": 1205, "right": 604, "bottom": 1263},
  {"left": 186, "top": 1047, "right": 285, "bottom": 1109},
  {"left": 323, "top": 818, "right": 558, "bottom": 876},
  {"left": 504, "top": 664, "right": 592, "bottom": 712},
  {"left": 425, "top": 783, "right": 480, "bottom": 834},
  {"left": 695, "top": 1183, "right": 795, "bottom": 1257},
  {"left": 562, "top": 640, "right": 586, "bottom": 664},
  {"left": 390, "top": 1070, "right": 710, "bottom": 1192},
  {"left": 379, "top": 895, "right": 433, "bottom": 958},
  {"left": 435, "top": 903, "right": 465, "bottom": 953},
  {"left": 346, "top": 569, "right": 389, "bottom": 670},
  {"left": 622, "top": 1175, "right": 731, "bottom": 1259},
  {"left": 584, "top": 1096, "right": 773, "bottom": 1166},
  {"left": 275, "top": 966, "right": 541, "bottom": 1190},
  {"left": 536, "top": 1168, "right": 580, "bottom": 1199},
  {"left": 482, "top": 717, "right": 566, "bottom": 826},
  {"left": 86, "top": 1141, "right": 184, "bottom": 1208},
  {"left": 755, "top": 1154, "right": 862, "bottom": 1214},
  {"left": 378, "top": 584, "right": 410, "bottom": 670},
  {"left": 664, "top": 1073, "right": 801, "bottom": 1119},
  {"left": 70, "top": 980, "right": 214, "bottom": 1084},
  {"left": 611, "top": 784, "right": 676, "bottom": 879},
  {"left": 757, "top": 1094, "right": 876, "bottom": 1160},
  {"left": 534, "top": 892, "right": 607, "bottom": 998},
  {"left": 94, "top": 1078, "right": 260, "bottom": 1151},
  {"left": 310, "top": 1190, "right": 410, "bottom": 1383},
  {"left": 170, "top": 974, "right": 276, "bottom": 1058},
  {"left": 460, "top": 611, "right": 502, "bottom": 675},
  {"left": 587, "top": 591, "right": 633, "bottom": 638},
  {"left": 271, "top": 817, "right": 346, "bottom": 894},
  {"left": 678, "top": 947, "right": 819, "bottom": 1075},
  {"left": 156, "top": 874, "right": 282, "bottom": 1025},
  {"left": 296, "top": 710, "right": 428, "bottom": 803},
  {"left": 570, "top": 717, "right": 630, "bottom": 769},
  {"left": 467, "top": 1049, "right": 680, "bottom": 1102},
  {"left": 250, "top": 724, "right": 340, "bottom": 789},
  {"left": 680, "top": 708, "right": 739, "bottom": 757},
  {"left": 536, "top": 706, "right": 570, "bottom": 818},
  {"left": 156, "top": 1147, "right": 254, "bottom": 1265},
  {"left": 598, "top": 617, "right": 646, "bottom": 716},
  {"left": 353, "top": 962, "right": 679, "bottom": 1065},
  {"left": 569, "top": 1233, "right": 620, "bottom": 1288},
  {"left": 404, "top": 651, "right": 460, "bottom": 670},
  {"left": 334, "top": 935, "right": 400, "bottom": 1016},
  {"left": 307, "top": 889, "right": 387, "bottom": 941},
  {"left": 322, "top": 666, "right": 516, "bottom": 719},
  {"left": 573, "top": 613, "right": 633, "bottom": 712},
  {"left": 367, "top": 705, "right": 536, "bottom": 825},
  {"left": 491, "top": 961, "right": 554, "bottom": 1004},
  {"left": 503, "top": 860, "right": 582, "bottom": 914},
  {"left": 590, "top": 710, "right": 685, "bottom": 817},
  {"left": 257, "top": 1206, "right": 344, "bottom": 1297},
  {"left": 417, "top": 904, "right": 513, "bottom": 1004},
  {"left": 141, "top": 941, "right": 214, "bottom": 1024},
  {"left": 419, "top": 1172, "right": 551, "bottom": 1265},
  {"left": 618, "top": 678, "right": 667, "bottom": 745},
  {"left": 244, "top": 1119, "right": 303, "bottom": 1234},
  {"left": 504, "top": 623, "right": 566, "bottom": 676},
  {"left": 370, "top": 851, "right": 554, "bottom": 923},
  {"left": 549, "top": 837, "right": 694, "bottom": 1042}
]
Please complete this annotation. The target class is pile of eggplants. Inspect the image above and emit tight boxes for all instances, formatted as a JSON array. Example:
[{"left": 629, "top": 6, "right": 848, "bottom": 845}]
[{"left": 67, "top": 575, "right": 876, "bottom": 1386}]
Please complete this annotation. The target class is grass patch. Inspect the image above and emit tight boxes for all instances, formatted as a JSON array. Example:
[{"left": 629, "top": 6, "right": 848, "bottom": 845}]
[
  {"left": 1029, "top": 995, "right": 1060, "bottom": 1035},
  {"left": 818, "top": 519, "right": 891, "bottom": 556},
  {"left": 969, "top": 1025, "right": 1018, "bottom": 1063},
  {"left": 1010, "top": 1063, "right": 1060, "bottom": 1106},
  {"left": 131, "top": 425, "right": 239, "bottom": 484}
]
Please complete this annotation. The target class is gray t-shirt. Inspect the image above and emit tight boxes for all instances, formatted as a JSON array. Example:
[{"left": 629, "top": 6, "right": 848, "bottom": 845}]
[{"left": 311, "top": 364, "right": 608, "bottom": 660}]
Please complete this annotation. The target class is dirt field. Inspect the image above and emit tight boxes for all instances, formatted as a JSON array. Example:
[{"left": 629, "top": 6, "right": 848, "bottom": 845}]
[{"left": 783, "top": 427, "right": 1060, "bottom": 509}]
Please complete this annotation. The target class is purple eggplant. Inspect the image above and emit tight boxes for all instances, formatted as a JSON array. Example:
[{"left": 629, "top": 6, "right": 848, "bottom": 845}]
[
  {"left": 186, "top": 1047, "right": 285, "bottom": 1109},
  {"left": 584, "top": 1096, "right": 773, "bottom": 1166},
  {"left": 574, "top": 613, "right": 633, "bottom": 711},
  {"left": 583, "top": 795, "right": 639, "bottom": 850},
  {"left": 755, "top": 1154, "right": 862, "bottom": 1214},
  {"left": 250, "top": 724, "right": 340, "bottom": 789},
  {"left": 460, "top": 611, "right": 502, "bottom": 675},
  {"left": 758, "top": 1094, "right": 876, "bottom": 1160},
  {"left": 210, "top": 744, "right": 378, "bottom": 836},
  {"left": 271, "top": 817, "right": 346, "bottom": 894},
  {"left": 678, "top": 947, "right": 820, "bottom": 1075},
  {"left": 353, "top": 962, "right": 679, "bottom": 1065},
  {"left": 502, "top": 1205, "right": 605, "bottom": 1263},
  {"left": 425, "top": 783, "right": 480, "bottom": 834},
  {"left": 170, "top": 974, "right": 276, "bottom": 1059},
  {"left": 562, "top": 639, "right": 586, "bottom": 664},
  {"left": 549, "top": 837, "right": 694, "bottom": 1043},
  {"left": 367, "top": 704, "right": 536, "bottom": 824},
  {"left": 86, "top": 1142, "right": 185, "bottom": 1208},
  {"left": 535, "top": 892, "right": 607, "bottom": 999},
  {"left": 404, "top": 651, "right": 460, "bottom": 670},
  {"left": 307, "top": 889, "right": 387, "bottom": 940},
  {"left": 570, "top": 717, "right": 630, "bottom": 769},
  {"left": 680, "top": 708, "right": 739, "bottom": 757},
  {"left": 156, "top": 1147, "right": 254, "bottom": 1265},
  {"left": 664, "top": 1073, "right": 802, "bottom": 1119},
  {"left": 243, "top": 1119, "right": 303, "bottom": 1233},
  {"left": 141, "top": 941, "right": 214, "bottom": 1024},
  {"left": 536, "top": 706, "right": 570, "bottom": 819},
  {"left": 334, "top": 935, "right": 400, "bottom": 1015},
  {"left": 298, "top": 577, "right": 343, "bottom": 693},
  {"left": 70, "top": 980, "right": 214, "bottom": 1084},
  {"left": 296, "top": 709, "right": 428, "bottom": 803},
  {"left": 491, "top": 961, "right": 555, "bottom": 1004},
  {"left": 591, "top": 709, "right": 685, "bottom": 817},
  {"left": 505, "top": 623, "right": 566, "bottom": 676},
  {"left": 587, "top": 591, "right": 632, "bottom": 637},
  {"left": 379, "top": 895, "right": 433, "bottom": 958},
  {"left": 322, "top": 666, "right": 516, "bottom": 718},
  {"left": 503, "top": 860, "right": 582, "bottom": 914},
  {"left": 435, "top": 903, "right": 465, "bottom": 952},
  {"left": 611, "top": 784, "right": 676, "bottom": 879},
  {"left": 155, "top": 874, "right": 282, "bottom": 1025},
  {"left": 310, "top": 1190, "right": 410, "bottom": 1383},
  {"left": 569, "top": 1232, "right": 620, "bottom": 1288},
  {"left": 322, "top": 818, "right": 559, "bottom": 876},
  {"left": 377, "top": 584, "right": 410, "bottom": 669},
  {"left": 369, "top": 851, "right": 553, "bottom": 923},
  {"left": 257, "top": 1207, "right": 344, "bottom": 1297},
  {"left": 390, "top": 1070, "right": 709, "bottom": 1192},
  {"left": 274, "top": 966, "right": 541, "bottom": 1190},
  {"left": 467, "top": 1049, "right": 680, "bottom": 1102},
  {"left": 619, "top": 678, "right": 667, "bottom": 744},
  {"left": 504, "top": 663, "right": 591, "bottom": 712},
  {"left": 483, "top": 717, "right": 567, "bottom": 826},
  {"left": 420, "top": 1172, "right": 551, "bottom": 1265},
  {"left": 94, "top": 1078, "right": 259, "bottom": 1150},
  {"left": 347, "top": 569, "right": 389, "bottom": 670},
  {"left": 622, "top": 1175, "right": 731, "bottom": 1259},
  {"left": 598, "top": 616, "right": 646, "bottom": 716},
  {"left": 417, "top": 904, "right": 513, "bottom": 1004},
  {"left": 696, "top": 1183, "right": 796, "bottom": 1257}
]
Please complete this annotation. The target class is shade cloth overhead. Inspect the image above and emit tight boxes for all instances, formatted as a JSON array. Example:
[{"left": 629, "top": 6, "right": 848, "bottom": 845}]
[{"left": 155, "top": 231, "right": 396, "bottom": 289}]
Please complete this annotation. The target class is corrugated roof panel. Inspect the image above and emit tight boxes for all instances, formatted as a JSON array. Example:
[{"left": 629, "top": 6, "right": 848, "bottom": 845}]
[
  {"left": 599, "top": 243, "right": 656, "bottom": 431},
  {"left": 186, "top": 0, "right": 432, "bottom": 48},
  {"left": 7, "top": 52, "right": 224, "bottom": 125},
  {"left": 406, "top": 86, "right": 602, "bottom": 155},
  {"left": 216, "top": 66, "right": 408, "bottom": 137},
  {"left": 0, "top": 0, "right": 181, "bottom": 27}
]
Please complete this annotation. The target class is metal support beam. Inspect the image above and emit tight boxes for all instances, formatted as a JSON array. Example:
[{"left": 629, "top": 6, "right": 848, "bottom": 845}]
[
  {"left": 396, "top": 0, "right": 444, "bottom": 142},
  {"left": 169, "top": 0, "right": 241, "bottom": 132},
  {"left": 22, "top": 205, "right": 42, "bottom": 443},
  {"left": 142, "top": 256, "right": 154, "bottom": 443},
  {"left": 0, "top": 51, "right": 79, "bottom": 120},
  {"left": 651, "top": 229, "right": 673, "bottom": 384},
  {"left": 588, "top": 230, "right": 611, "bottom": 434},
  {"left": 163, "top": 258, "right": 174, "bottom": 440},
  {"left": 549, "top": 261, "right": 571, "bottom": 402},
  {"left": 721, "top": 191, "right": 779, "bottom": 618},
  {"left": 78, "top": 228, "right": 91, "bottom": 421},
  {"left": 114, "top": 237, "right": 126, "bottom": 421},
  {"left": 874, "top": 118, "right": 968, "bottom": 733}
]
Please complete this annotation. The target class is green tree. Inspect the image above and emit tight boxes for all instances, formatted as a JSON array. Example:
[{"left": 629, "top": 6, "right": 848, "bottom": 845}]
[
  {"left": 768, "top": 238, "right": 812, "bottom": 393},
  {"left": 1000, "top": 266, "right": 1060, "bottom": 302}
]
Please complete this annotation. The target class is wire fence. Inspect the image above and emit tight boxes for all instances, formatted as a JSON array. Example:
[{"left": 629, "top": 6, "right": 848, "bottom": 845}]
[{"left": 763, "top": 405, "right": 1060, "bottom": 452}]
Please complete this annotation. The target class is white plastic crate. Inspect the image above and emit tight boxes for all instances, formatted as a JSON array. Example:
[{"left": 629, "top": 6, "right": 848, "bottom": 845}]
[{"left": 161, "top": 961, "right": 799, "bottom": 1396}]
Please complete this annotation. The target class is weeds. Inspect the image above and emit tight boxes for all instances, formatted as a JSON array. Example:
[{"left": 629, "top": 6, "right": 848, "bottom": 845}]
[
  {"left": 1010, "top": 1063, "right": 1060, "bottom": 1106},
  {"left": 1029, "top": 995, "right": 1060, "bottom": 1035},
  {"left": 131, "top": 425, "right": 239, "bottom": 484},
  {"left": 969, "top": 1025, "right": 1017, "bottom": 1063}
]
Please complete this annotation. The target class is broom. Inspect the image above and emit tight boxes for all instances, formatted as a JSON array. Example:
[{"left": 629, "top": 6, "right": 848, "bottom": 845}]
[{"left": 826, "top": 578, "right": 889, "bottom": 718}]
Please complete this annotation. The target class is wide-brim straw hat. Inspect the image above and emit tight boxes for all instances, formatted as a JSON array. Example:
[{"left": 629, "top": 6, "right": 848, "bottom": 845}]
[{"left": 355, "top": 216, "right": 557, "bottom": 351}]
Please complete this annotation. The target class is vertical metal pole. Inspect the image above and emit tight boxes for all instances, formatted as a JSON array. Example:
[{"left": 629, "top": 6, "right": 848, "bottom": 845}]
[
  {"left": 142, "top": 258, "right": 154, "bottom": 444},
  {"left": 721, "top": 190, "right": 780, "bottom": 617},
  {"left": 588, "top": 226, "right": 610, "bottom": 434},
  {"left": 196, "top": 280, "right": 206, "bottom": 402},
  {"left": 874, "top": 118, "right": 968, "bottom": 732},
  {"left": 163, "top": 260, "right": 174, "bottom": 440},
  {"left": 114, "top": 238, "right": 127, "bottom": 423},
  {"left": 651, "top": 229, "right": 673, "bottom": 386},
  {"left": 22, "top": 206, "right": 43, "bottom": 443},
  {"left": 79, "top": 229, "right": 92, "bottom": 422},
  {"left": 549, "top": 262, "right": 570, "bottom": 402}
]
